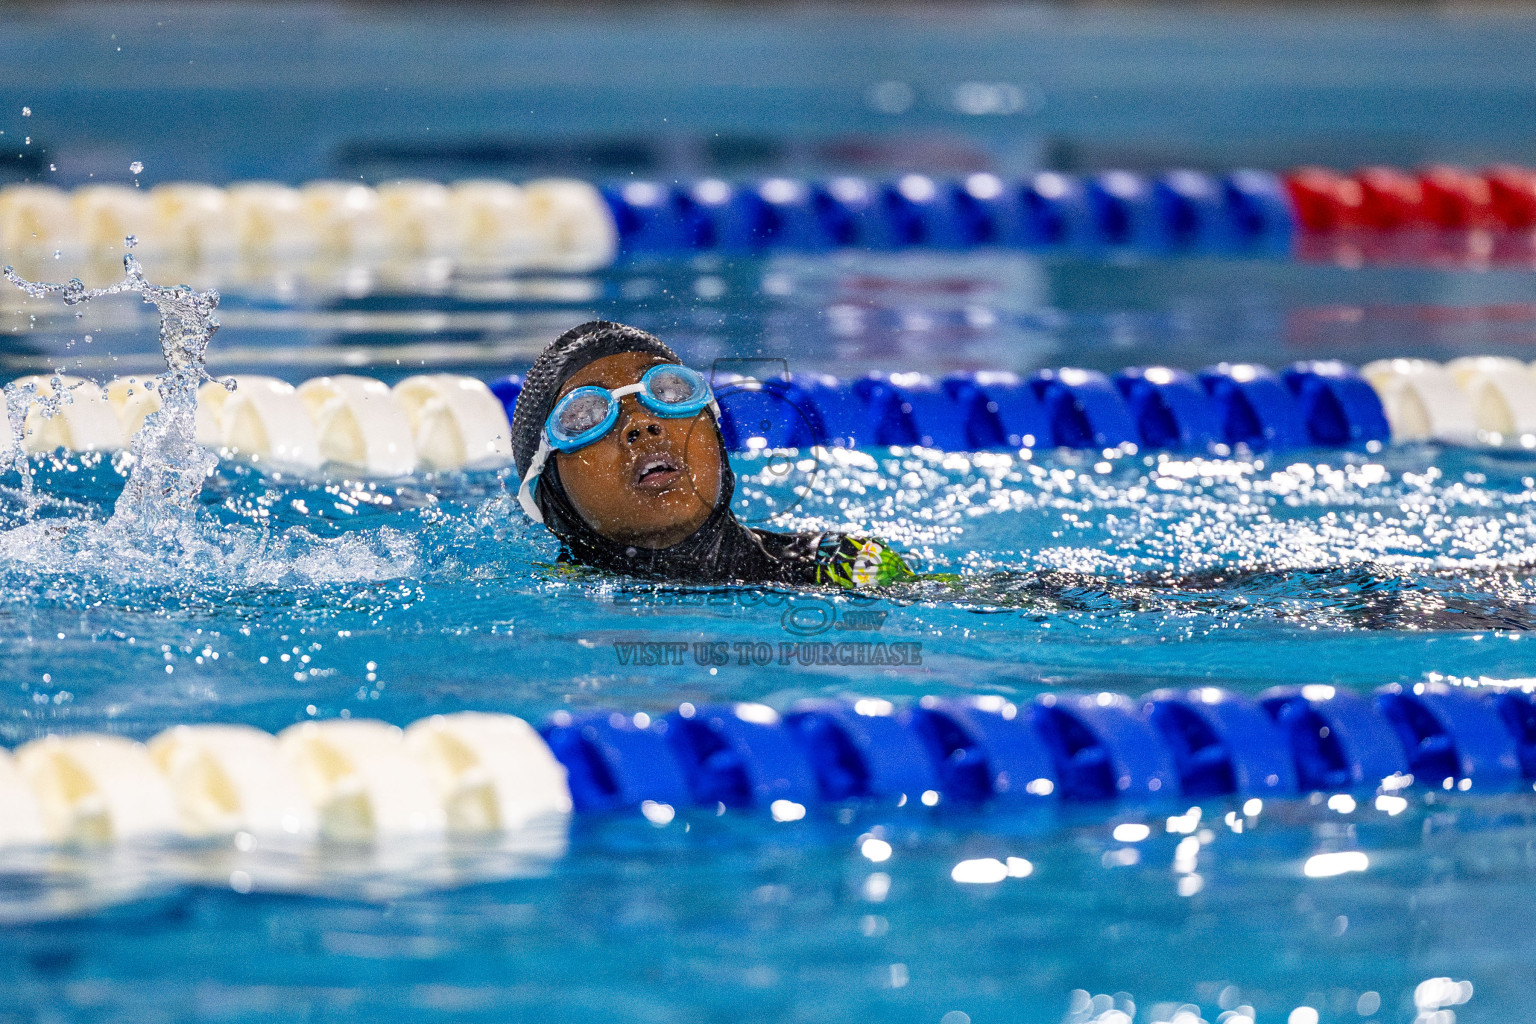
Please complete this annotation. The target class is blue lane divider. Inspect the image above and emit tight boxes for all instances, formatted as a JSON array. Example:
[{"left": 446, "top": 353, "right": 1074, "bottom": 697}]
[
  {"left": 1087, "top": 171, "right": 1163, "bottom": 248},
  {"left": 665, "top": 703, "right": 821, "bottom": 809},
  {"left": 1019, "top": 172, "right": 1095, "bottom": 246},
  {"left": 1281, "top": 361, "right": 1392, "bottom": 448},
  {"left": 716, "top": 378, "right": 824, "bottom": 450},
  {"left": 1114, "top": 367, "right": 1223, "bottom": 452},
  {"left": 910, "top": 696, "right": 1057, "bottom": 802},
  {"left": 601, "top": 170, "right": 1296, "bottom": 258},
  {"left": 787, "top": 699, "right": 941, "bottom": 802},
  {"left": 541, "top": 684, "right": 1536, "bottom": 816},
  {"left": 948, "top": 373, "right": 1052, "bottom": 449},
  {"left": 1144, "top": 687, "right": 1298, "bottom": 797},
  {"left": 1260, "top": 686, "right": 1409, "bottom": 790},
  {"left": 789, "top": 373, "right": 867, "bottom": 449},
  {"left": 1153, "top": 171, "right": 1227, "bottom": 250},
  {"left": 1033, "top": 693, "right": 1180, "bottom": 800},
  {"left": 1199, "top": 363, "right": 1311, "bottom": 451},
  {"left": 1224, "top": 169, "right": 1296, "bottom": 250},
  {"left": 493, "top": 359, "right": 1388, "bottom": 456},
  {"left": 488, "top": 374, "right": 523, "bottom": 420},
  {"left": 1376, "top": 683, "right": 1522, "bottom": 786},
  {"left": 541, "top": 710, "right": 693, "bottom": 813},
  {"left": 1027, "top": 369, "right": 1141, "bottom": 449},
  {"left": 1494, "top": 691, "right": 1536, "bottom": 779}
]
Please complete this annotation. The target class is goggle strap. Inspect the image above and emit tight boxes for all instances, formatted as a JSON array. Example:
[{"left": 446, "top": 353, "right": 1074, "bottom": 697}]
[{"left": 517, "top": 441, "right": 551, "bottom": 523}]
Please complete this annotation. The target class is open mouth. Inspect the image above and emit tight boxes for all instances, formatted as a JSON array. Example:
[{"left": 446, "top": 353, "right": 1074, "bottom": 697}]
[{"left": 632, "top": 453, "right": 684, "bottom": 490}]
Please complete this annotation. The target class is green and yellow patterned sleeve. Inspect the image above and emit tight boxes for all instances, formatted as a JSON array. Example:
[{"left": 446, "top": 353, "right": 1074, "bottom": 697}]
[{"left": 813, "top": 535, "right": 913, "bottom": 589}]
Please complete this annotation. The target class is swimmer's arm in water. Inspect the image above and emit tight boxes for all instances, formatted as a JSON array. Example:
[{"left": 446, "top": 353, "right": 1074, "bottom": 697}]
[{"left": 811, "top": 534, "right": 916, "bottom": 589}]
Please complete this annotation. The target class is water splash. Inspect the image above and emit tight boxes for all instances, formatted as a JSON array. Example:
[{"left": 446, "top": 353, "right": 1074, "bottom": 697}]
[{"left": 3, "top": 252, "right": 227, "bottom": 547}]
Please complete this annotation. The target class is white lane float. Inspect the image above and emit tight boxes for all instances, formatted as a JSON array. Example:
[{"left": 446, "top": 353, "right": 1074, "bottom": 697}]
[
  {"left": 12, "top": 374, "right": 125, "bottom": 453},
  {"left": 404, "top": 713, "right": 572, "bottom": 832},
  {"left": 297, "top": 374, "right": 419, "bottom": 476},
  {"left": 0, "top": 185, "right": 76, "bottom": 255},
  {"left": 225, "top": 182, "right": 310, "bottom": 255},
  {"left": 148, "top": 724, "right": 319, "bottom": 840},
  {"left": 103, "top": 375, "right": 162, "bottom": 438},
  {"left": 522, "top": 178, "right": 619, "bottom": 271},
  {"left": 0, "top": 749, "right": 47, "bottom": 847},
  {"left": 147, "top": 183, "right": 235, "bottom": 261},
  {"left": 276, "top": 720, "right": 447, "bottom": 842},
  {"left": 393, "top": 374, "right": 513, "bottom": 471},
  {"left": 196, "top": 374, "right": 323, "bottom": 470},
  {"left": 299, "top": 181, "right": 385, "bottom": 255},
  {"left": 449, "top": 179, "right": 537, "bottom": 268},
  {"left": 377, "top": 180, "right": 455, "bottom": 255},
  {"left": 1445, "top": 356, "right": 1536, "bottom": 446},
  {"left": 72, "top": 185, "right": 154, "bottom": 253},
  {"left": 1361, "top": 359, "right": 1478, "bottom": 444},
  {"left": 13, "top": 734, "right": 181, "bottom": 845}
]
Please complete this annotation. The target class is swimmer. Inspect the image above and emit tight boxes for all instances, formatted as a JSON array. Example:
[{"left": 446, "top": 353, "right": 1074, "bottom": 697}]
[{"left": 512, "top": 321, "right": 912, "bottom": 586}]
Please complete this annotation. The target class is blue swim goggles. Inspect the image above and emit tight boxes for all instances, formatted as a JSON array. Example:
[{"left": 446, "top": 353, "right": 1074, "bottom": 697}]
[{"left": 518, "top": 362, "right": 720, "bottom": 522}]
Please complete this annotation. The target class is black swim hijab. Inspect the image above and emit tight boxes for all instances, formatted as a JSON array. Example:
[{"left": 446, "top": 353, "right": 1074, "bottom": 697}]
[{"left": 512, "top": 320, "right": 823, "bottom": 583}]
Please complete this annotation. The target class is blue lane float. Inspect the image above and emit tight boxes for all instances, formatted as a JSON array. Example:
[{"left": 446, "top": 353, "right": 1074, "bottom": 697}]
[
  {"left": 786, "top": 699, "right": 941, "bottom": 802},
  {"left": 602, "top": 170, "right": 1296, "bottom": 257},
  {"left": 1375, "top": 682, "right": 1522, "bottom": 786},
  {"left": 494, "top": 358, "right": 1390, "bottom": 456},
  {"left": 541, "top": 710, "right": 693, "bottom": 814},
  {"left": 1281, "top": 361, "right": 1393, "bottom": 448},
  {"left": 665, "top": 703, "right": 822, "bottom": 809},
  {"left": 1260, "top": 686, "right": 1409, "bottom": 791},
  {"left": 1144, "top": 687, "right": 1298, "bottom": 797},
  {"left": 1198, "top": 363, "right": 1312, "bottom": 451},
  {"left": 538, "top": 684, "right": 1536, "bottom": 817},
  {"left": 1114, "top": 367, "right": 1223, "bottom": 452},
  {"left": 1027, "top": 368, "right": 1141, "bottom": 449}
]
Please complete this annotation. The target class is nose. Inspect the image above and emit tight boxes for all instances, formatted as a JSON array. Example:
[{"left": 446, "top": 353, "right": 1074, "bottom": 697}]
[{"left": 619, "top": 395, "right": 664, "bottom": 445}]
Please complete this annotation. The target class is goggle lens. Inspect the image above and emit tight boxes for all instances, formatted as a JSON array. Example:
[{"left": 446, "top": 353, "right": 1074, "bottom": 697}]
[
  {"left": 646, "top": 366, "right": 704, "bottom": 406},
  {"left": 556, "top": 390, "right": 612, "bottom": 437}
]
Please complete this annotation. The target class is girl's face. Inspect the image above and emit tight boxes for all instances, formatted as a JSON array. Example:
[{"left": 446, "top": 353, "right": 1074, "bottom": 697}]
[{"left": 552, "top": 351, "right": 723, "bottom": 549}]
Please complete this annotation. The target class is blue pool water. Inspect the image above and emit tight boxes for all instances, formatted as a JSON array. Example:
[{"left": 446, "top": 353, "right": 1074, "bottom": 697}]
[{"left": 5, "top": 4, "right": 1536, "bottom": 1023}]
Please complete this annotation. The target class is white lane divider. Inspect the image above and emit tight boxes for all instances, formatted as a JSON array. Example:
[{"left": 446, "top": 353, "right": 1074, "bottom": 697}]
[
  {"left": 0, "top": 185, "right": 76, "bottom": 255},
  {"left": 73, "top": 185, "right": 153, "bottom": 253},
  {"left": 298, "top": 181, "right": 387, "bottom": 255},
  {"left": 13, "top": 734, "right": 181, "bottom": 844},
  {"left": 0, "top": 178, "right": 615, "bottom": 271},
  {"left": 522, "top": 179, "right": 620, "bottom": 271},
  {"left": 226, "top": 183, "right": 310, "bottom": 256},
  {"left": 297, "top": 375, "right": 419, "bottom": 477},
  {"left": 1, "top": 713, "right": 568, "bottom": 851},
  {"left": 277, "top": 719, "right": 448, "bottom": 842},
  {"left": 377, "top": 180, "right": 456, "bottom": 256},
  {"left": 13, "top": 375, "right": 126, "bottom": 453},
  {"left": 0, "top": 749, "right": 47, "bottom": 848},
  {"left": 104, "top": 375, "right": 162, "bottom": 438},
  {"left": 393, "top": 374, "right": 514, "bottom": 471},
  {"left": 4, "top": 371, "right": 513, "bottom": 475},
  {"left": 195, "top": 374, "right": 323, "bottom": 470},
  {"left": 1361, "top": 358, "right": 1478, "bottom": 444},
  {"left": 149, "top": 183, "right": 236, "bottom": 262},
  {"left": 1445, "top": 357, "right": 1536, "bottom": 446},
  {"left": 404, "top": 713, "right": 572, "bottom": 832},
  {"left": 148, "top": 724, "right": 318, "bottom": 840},
  {"left": 450, "top": 180, "right": 539, "bottom": 267}
]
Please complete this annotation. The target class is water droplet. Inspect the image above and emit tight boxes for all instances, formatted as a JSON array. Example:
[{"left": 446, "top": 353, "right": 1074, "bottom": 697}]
[
  {"left": 129, "top": 161, "right": 143, "bottom": 175},
  {"left": 20, "top": 106, "right": 30, "bottom": 117},
  {"left": 124, "top": 234, "right": 137, "bottom": 249}
]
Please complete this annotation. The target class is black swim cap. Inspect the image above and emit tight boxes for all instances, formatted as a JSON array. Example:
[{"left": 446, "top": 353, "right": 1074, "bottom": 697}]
[{"left": 511, "top": 320, "right": 680, "bottom": 478}]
